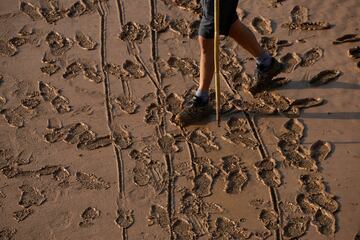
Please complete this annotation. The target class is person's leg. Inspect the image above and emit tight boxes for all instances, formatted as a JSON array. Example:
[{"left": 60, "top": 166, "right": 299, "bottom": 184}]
[
  {"left": 228, "top": 19, "right": 264, "bottom": 59},
  {"left": 228, "top": 19, "right": 283, "bottom": 93},
  {"left": 197, "top": 36, "right": 214, "bottom": 98}
]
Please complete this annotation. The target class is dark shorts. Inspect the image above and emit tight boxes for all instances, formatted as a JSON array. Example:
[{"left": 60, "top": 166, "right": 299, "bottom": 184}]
[{"left": 198, "top": 0, "right": 239, "bottom": 39}]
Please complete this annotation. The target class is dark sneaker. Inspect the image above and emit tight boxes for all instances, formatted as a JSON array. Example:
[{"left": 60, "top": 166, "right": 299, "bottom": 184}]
[
  {"left": 175, "top": 96, "right": 211, "bottom": 127},
  {"left": 249, "top": 57, "right": 284, "bottom": 94}
]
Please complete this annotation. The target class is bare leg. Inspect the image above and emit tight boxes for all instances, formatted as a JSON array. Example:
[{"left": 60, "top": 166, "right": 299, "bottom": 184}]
[
  {"left": 228, "top": 19, "right": 263, "bottom": 58},
  {"left": 198, "top": 36, "right": 214, "bottom": 92}
]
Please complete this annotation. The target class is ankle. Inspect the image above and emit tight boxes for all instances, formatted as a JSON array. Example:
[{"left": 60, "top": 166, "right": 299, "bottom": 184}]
[{"left": 195, "top": 89, "right": 209, "bottom": 102}]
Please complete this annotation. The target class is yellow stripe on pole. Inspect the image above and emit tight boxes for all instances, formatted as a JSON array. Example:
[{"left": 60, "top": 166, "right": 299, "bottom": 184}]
[{"left": 214, "top": 0, "right": 221, "bottom": 127}]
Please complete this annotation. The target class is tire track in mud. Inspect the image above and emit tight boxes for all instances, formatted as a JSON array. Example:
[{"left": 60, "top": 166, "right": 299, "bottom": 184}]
[
  {"left": 221, "top": 73, "right": 282, "bottom": 240},
  {"left": 149, "top": 0, "right": 175, "bottom": 236},
  {"left": 98, "top": 2, "right": 127, "bottom": 240},
  {"left": 115, "top": 0, "right": 175, "bottom": 237}
]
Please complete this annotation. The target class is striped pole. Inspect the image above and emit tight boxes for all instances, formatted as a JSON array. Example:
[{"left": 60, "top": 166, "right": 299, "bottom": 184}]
[{"left": 214, "top": 0, "right": 221, "bottom": 127}]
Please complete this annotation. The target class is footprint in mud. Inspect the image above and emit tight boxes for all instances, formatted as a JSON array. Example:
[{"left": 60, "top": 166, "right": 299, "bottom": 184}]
[
  {"left": 113, "top": 127, "right": 132, "bottom": 150},
  {"left": 79, "top": 207, "right": 100, "bottom": 227},
  {"left": 254, "top": 159, "right": 281, "bottom": 188},
  {"left": 167, "top": 56, "right": 199, "bottom": 77},
  {"left": 260, "top": 36, "right": 278, "bottom": 56},
  {"left": 283, "top": 21, "right": 331, "bottom": 31},
  {"left": 9, "top": 36, "right": 28, "bottom": 48},
  {"left": 18, "top": 184, "right": 46, "bottom": 208},
  {"left": 225, "top": 117, "right": 248, "bottom": 132},
  {"left": 193, "top": 173, "right": 214, "bottom": 197},
  {"left": 46, "top": 31, "right": 73, "bottom": 56},
  {"left": 115, "top": 95, "right": 139, "bottom": 114},
  {"left": 300, "top": 174, "right": 326, "bottom": 194},
  {"left": 170, "top": 18, "right": 190, "bottom": 37},
  {"left": 0, "top": 148, "right": 12, "bottom": 170},
  {"left": 291, "top": 97, "right": 325, "bottom": 110},
  {"left": 283, "top": 216, "right": 309, "bottom": 239},
  {"left": 310, "top": 140, "right": 332, "bottom": 162},
  {"left": 0, "top": 39, "right": 18, "bottom": 57},
  {"left": 75, "top": 31, "right": 97, "bottom": 50},
  {"left": 218, "top": 50, "right": 243, "bottom": 82},
  {"left": 51, "top": 95, "right": 72, "bottom": 113},
  {"left": 79, "top": 135, "right": 113, "bottom": 150},
  {"left": 20, "top": 1, "right": 43, "bottom": 21},
  {"left": 312, "top": 208, "right": 336, "bottom": 236},
  {"left": 83, "top": 64, "right": 104, "bottom": 83},
  {"left": 165, "top": 93, "right": 183, "bottom": 117},
  {"left": 13, "top": 208, "right": 34, "bottom": 222},
  {"left": 53, "top": 167, "right": 71, "bottom": 186},
  {"left": 75, "top": 171, "right": 110, "bottom": 190},
  {"left": 20, "top": 93, "right": 41, "bottom": 110},
  {"left": 192, "top": 157, "right": 220, "bottom": 197},
  {"left": 290, "top": 5, "right": 309, "bottom": 24},
  {"left": 115, "top": 208, "right": 134, "bottom": 229},
  {"left": 187, "top": 128, "right": 220, "bottom": 153},
  {"left": 222, "top": 129, "right": 259, "bottom": 150},
  {"left": 130, "top": 149, "right": 167, "bottom": 194},
  {"left": 255, "top": 91, "right": 292, "bottom": 113},
  {"left": 180, "top": 190, "right": 223, "bottom": 236},
  {"left": 297, "top": 194, "right": 316, "bottom": 214},
  {"left": 283, "top": 118, "right": 304, "bottom": 138},
  {"left": 144, "top": 103, "right": 161, "bottom": 125},
  {"left": 259, "top": 209, "right": 279, "bottom": 230},
  {"left": 1, "top": 106, "right": 26, "bottom": 128},
  {"left": 67, "top": 1, "right": 86, "bottom": 18},
  {"left": 282, "top": 6, "right": 331, "bottom": 31},
  {"left": 300, "top": 47, "right": 323, "bottom": 67},
  {"left": 212, "top": 217, "right": 252, "bottom": 239},
  {"left": 39, "top": 1, "right": 65, "bottom": 24},
  {"left": 221, "top": 155, "right": 248, "bottom": 194},
  {"left": 63, "top": 61, "right": 84, "bottom": 79},
  {"left": 119, "top": 21, "right": 149, "bottom": 44},
  {"left": 280, "top": 52, "right": 302, "bottom": 73},
  {"left": 0, "top": 227, "right": 17, "bottom": 240},
  {"left": 15, "top": 150, "right": 33, "bottom": 166},
  {"left": 151, "top": 13, "right": 171, "bottom": 33},
  {"left": 172, "top": 218, "right": 196, "bottom": 240},
  {"left": 170, "top": 0, "right": 202, "bottom": 15},
  {"left": 348, "top": 46, "right": 360, "bottom": 59},
  {"left": 148, "top": 204, "right": 170, "bottom": 229},
  {"left": 251, "top": 16, "right": 273, "bottom": 35},
  {"left": 63, "top": 122, "right": 89, "bottom": 144},
  {"left": 333, "top": 34, "right": 360, "bottom": 45},
  {"left": 156, "top": 58, "right": 176, "bottom": 78},
  {"left": 41, "top": 63, "right": 60, "bottom": 76},
  {"left": 283, "top": 147, "right": 317, "bottom": 171},
  {"left": 307, "top": 192, "right": 339, "bottom": 213},
  {"left": 123, "top": 60, "right": 146, "bottom": 79},
  {"left": 39, "top": 81, "right": 58, "bottom": 101},
  {"left": 231, "top": 99, "right": 276, "bottom": 115},
  {"left": 43, "top": 125, "right": 70, "bottom": 143},
  {"left": 105, "top": 63, "right": 125, "bottom": 78},
  {"left": 309, "top": 70, "right": 342, "bottom": 86},
  {"left": 157, "top": 134, "right": 179, "bottom": 154}
]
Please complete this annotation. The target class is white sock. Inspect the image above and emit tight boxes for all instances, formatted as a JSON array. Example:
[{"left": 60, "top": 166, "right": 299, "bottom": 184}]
[
  {"left": 195, "top": 89, "right": 209, "bottom": 102},
  {"left": 256, "top": 51, "right": 272, "bottom": 68}
]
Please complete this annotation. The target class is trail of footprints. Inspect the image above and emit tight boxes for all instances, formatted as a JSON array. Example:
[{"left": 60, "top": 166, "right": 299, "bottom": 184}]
[{"left": 273, "top": 119, "right": 339, "bottom": 237}]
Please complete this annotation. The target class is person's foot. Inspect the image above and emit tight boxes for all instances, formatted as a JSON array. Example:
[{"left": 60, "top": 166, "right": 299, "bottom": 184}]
[
  {"left": 175, "top": 96, "right": 212, "bottom": 127},
  {"left": 249, "top": 57, "right": 284, "bottom": 94}
]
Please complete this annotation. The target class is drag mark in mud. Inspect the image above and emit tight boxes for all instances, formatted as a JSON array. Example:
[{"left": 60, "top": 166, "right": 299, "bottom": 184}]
[
  {"left": 98, "top": 3, "right": 127, "bottom": 239},
  {"left": 245, "top": 113, "right": 282, "bottom": 240},
  {"left": 220, "top": 68, "right": 283, "bottom": 239}
]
